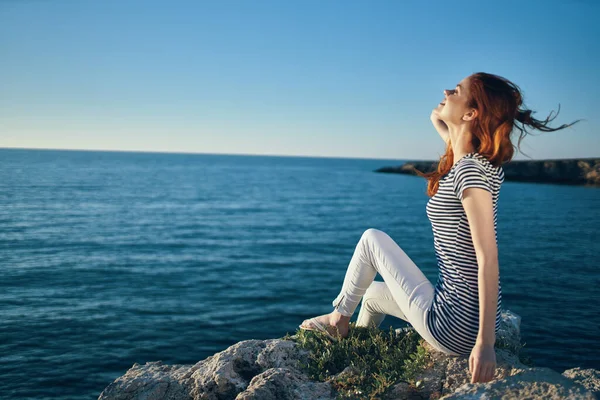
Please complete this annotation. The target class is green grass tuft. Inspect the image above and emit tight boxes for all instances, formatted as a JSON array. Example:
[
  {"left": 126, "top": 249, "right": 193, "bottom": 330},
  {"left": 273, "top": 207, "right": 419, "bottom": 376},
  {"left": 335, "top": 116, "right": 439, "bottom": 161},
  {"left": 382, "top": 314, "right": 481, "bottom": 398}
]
[{"left": 282, "top": 323, "right": 432, "bottom": 400}]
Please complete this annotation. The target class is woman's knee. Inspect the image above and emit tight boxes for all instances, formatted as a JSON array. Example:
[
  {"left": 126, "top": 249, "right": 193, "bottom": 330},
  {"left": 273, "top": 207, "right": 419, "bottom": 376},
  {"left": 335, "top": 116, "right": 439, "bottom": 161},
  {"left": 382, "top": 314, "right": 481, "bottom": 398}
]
[
  {"left": 362, "top": 282, "right": 384, "bottom": 306},
  {"left": 361, "top": 228, "right": 385, "bottom": 243},
  {"left": 361, "top": 297, "right": 379, "bottom": 313},
  {"left": 363, "top": 283, "right": 378, "bottom": 300}
]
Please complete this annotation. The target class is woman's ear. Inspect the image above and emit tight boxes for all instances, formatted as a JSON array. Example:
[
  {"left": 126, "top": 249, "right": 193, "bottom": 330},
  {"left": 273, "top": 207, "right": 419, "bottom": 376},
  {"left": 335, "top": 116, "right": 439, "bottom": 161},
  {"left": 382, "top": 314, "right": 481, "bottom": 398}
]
[{"left": 463, "top": 109, "right": 478, "bottom": 121}]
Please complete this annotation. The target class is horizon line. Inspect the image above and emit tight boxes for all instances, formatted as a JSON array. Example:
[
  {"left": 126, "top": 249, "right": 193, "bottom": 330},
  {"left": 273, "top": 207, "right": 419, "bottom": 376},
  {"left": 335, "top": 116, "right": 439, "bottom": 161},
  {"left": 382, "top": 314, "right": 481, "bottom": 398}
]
[
  {"left": 0, "top": 146, "right": 407, "bottom": 162},
  {"left": 1, "top": 146, "right": 597, "bottom": 162}
]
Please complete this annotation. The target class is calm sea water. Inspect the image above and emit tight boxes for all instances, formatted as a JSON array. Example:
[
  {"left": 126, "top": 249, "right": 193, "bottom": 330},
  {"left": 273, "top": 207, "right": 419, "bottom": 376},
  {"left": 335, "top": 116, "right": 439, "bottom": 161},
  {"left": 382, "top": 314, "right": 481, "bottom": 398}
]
[{"left": 1, "top": 148, "right": 598, "bottom": 399}]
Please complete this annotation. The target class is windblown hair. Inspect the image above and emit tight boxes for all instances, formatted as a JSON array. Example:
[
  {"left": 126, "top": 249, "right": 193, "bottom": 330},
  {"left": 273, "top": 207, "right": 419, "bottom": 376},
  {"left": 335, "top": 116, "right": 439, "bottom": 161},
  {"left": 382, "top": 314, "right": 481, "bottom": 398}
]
[{"left": 416, "top": 72, "right": 584, "bottom": 197}]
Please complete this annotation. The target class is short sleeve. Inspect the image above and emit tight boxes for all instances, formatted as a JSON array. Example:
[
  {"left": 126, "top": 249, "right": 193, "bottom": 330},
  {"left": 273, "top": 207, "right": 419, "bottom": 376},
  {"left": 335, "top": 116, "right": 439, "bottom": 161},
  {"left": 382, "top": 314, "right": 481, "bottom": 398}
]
[{"left": 452, "top": 159, "right": 492, "bottom": 201}]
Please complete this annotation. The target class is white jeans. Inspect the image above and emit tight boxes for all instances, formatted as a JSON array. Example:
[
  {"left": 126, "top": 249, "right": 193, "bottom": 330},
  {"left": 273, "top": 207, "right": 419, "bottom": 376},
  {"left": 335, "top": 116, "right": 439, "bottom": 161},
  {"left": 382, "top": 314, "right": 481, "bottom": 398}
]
[{"left": 331, "top": 228, "right": 460, "bottom": 356}]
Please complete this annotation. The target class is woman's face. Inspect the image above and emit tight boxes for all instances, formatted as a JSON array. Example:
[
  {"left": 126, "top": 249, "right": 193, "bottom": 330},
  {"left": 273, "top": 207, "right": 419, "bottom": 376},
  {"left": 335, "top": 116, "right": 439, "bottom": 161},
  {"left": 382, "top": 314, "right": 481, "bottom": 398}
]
[{"left": 436, "top": 76, "right": 474, "bottom": 124}]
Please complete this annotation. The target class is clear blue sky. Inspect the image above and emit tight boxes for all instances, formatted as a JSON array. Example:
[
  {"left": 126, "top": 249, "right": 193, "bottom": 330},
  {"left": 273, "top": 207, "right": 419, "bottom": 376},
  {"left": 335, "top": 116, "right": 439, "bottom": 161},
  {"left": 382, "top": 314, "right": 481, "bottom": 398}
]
[{"left": 1, "top": 0, "right": 598, "bottom": 160}]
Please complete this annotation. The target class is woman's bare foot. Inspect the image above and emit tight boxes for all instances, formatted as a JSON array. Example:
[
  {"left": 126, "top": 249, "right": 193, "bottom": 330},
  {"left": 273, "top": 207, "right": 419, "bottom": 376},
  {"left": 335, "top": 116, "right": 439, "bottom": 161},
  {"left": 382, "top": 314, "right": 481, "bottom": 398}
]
[{"left": 300, "top": 311, "right": 351, "bottom": 338}]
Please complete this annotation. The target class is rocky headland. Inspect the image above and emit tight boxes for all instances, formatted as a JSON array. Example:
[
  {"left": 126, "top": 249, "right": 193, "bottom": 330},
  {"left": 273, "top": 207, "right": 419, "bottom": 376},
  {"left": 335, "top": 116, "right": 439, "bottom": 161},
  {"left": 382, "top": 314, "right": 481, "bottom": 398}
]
[
  {"left": 98, "top": 310, "right": 599, "bottom": 399},
  {"left": 375, "top": 157, "right": 600, "bottom": 186}
]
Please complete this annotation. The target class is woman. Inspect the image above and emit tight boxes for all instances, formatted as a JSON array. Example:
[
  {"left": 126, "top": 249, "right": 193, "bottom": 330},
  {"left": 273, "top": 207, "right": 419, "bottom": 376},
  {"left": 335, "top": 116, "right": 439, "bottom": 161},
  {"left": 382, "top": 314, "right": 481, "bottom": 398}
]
[{"left": 299, "top": 72, "right": 582, "bottom": 384}]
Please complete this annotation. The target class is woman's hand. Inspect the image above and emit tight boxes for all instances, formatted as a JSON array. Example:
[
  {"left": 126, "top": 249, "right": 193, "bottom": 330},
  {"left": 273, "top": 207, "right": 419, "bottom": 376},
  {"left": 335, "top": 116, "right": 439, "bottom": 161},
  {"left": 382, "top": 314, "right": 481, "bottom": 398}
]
[
  {"left": 430, "top": 108, "right": 449, "bottom": 144},
  {"left": 469, "top": 342, "right": 496, "bottom": 383}
]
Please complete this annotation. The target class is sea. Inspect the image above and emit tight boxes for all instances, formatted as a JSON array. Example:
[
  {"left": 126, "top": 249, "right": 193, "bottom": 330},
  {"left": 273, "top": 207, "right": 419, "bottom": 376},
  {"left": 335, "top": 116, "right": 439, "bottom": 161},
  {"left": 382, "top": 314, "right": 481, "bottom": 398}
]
[{"left": 1, "top": 148, "right": 598, "bottom": 399}]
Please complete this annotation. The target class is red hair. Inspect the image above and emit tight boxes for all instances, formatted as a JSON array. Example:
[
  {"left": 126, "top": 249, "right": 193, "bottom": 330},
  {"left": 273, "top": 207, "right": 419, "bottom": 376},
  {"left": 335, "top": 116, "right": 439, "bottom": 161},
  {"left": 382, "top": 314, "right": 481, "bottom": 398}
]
[{"left": 415, "top": 72, "right": 584, "bottom": 197}]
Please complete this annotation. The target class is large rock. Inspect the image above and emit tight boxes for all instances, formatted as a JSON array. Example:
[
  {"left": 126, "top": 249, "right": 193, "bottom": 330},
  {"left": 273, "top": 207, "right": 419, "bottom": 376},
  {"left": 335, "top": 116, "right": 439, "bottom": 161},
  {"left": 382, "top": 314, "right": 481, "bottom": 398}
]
[
  {"left": 441, "top": 368, "right": 596, "bottom": 400},
  {"left": 98, "top": 310, "right": 598, "bottom": 400},
  {"left": 98, "top": 339, "right": 330, "bottom": 400}
]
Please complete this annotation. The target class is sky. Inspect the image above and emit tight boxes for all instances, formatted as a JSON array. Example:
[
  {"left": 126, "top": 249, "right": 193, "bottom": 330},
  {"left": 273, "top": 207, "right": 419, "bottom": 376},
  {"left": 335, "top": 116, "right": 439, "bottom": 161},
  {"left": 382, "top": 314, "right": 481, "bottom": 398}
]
[{"left": 1, "top": 0, "right": 598, "bottom": 160}]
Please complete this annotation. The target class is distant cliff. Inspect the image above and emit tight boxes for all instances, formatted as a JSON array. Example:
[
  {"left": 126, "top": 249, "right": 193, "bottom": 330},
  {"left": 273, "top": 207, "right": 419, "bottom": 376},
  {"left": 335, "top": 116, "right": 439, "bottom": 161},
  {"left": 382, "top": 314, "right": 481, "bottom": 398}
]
[{"left": 375, "top": 157, "right": 600, "bottom": 186}]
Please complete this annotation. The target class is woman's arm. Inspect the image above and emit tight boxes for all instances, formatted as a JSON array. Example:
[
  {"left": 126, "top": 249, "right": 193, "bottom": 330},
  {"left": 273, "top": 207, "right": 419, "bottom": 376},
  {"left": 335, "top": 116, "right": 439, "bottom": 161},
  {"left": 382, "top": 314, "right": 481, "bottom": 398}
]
[
  {"left": 476, "top": 261, "right": 499, "bottom": 345},
  {"left": 461, "top": 187, "right": 499, "bottom": 344},
  {"left": 461, "top": 187, "right": 499, "bottom": 383},
  {"left": 430, "top": 109, "right": 450, "bottom": 145}
]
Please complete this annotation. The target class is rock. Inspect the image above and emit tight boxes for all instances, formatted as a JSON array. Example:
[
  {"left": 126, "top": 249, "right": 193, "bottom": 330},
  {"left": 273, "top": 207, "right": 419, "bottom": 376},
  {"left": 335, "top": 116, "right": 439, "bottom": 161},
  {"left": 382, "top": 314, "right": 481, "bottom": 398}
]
[
  {"left": 96, "top": 361, "right": 196, "bottom": 400},
  {"left": 375, "top": 157, "right": 600, "bottom": 186},
  {"left": 235, "top": 367, "right": 334, "bottom": 400},
  {"left": 98, "top": 309, "right": 599, "bottom": 400},
  {"left": 440, "top": 367, "right": 596, "bottom": 399},
  {"left": 563, "top": 367, "right": 600, "bottom": 398},
  {"left": 98, "top": 339, "right": 317, "bottom": 400}
]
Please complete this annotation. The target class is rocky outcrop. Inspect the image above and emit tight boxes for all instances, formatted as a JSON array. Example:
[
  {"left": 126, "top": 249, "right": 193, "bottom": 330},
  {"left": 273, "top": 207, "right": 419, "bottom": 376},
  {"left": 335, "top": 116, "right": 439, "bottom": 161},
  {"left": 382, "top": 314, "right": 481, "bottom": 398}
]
[
  {"left": 375, "top": 157, "right": 600, "bottom": 186},
  {"left": 98, "top": 310, "right": 599, "bottom": 399},
  {"left": 98, "top": 339, "right": 331, "bottom": 400}
]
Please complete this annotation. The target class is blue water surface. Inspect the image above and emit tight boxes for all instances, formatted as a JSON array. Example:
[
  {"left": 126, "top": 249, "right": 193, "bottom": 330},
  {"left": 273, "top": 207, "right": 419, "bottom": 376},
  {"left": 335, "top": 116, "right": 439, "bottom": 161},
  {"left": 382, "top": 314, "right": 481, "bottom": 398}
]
[{"left": 1, "top": 148, "right": 598, "bottom": 399}]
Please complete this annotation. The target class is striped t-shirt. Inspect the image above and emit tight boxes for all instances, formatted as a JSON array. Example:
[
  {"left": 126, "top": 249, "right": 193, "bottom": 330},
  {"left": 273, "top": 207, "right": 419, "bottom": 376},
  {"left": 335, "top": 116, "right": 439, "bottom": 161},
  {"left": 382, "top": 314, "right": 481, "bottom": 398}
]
[{"left": 425, "top": 152, "right": 504, "bottom": 355}]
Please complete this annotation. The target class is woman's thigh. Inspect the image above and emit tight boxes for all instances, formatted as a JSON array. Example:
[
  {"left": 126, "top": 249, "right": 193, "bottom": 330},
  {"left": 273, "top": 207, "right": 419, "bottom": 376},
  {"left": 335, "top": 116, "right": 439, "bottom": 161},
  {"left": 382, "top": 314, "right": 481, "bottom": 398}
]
[
  {"left": 360, "top": 228, "right": 434, "bottom": 313},
  {"left": 359, "top": 229, "right": 436, "bottom": 336}
]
